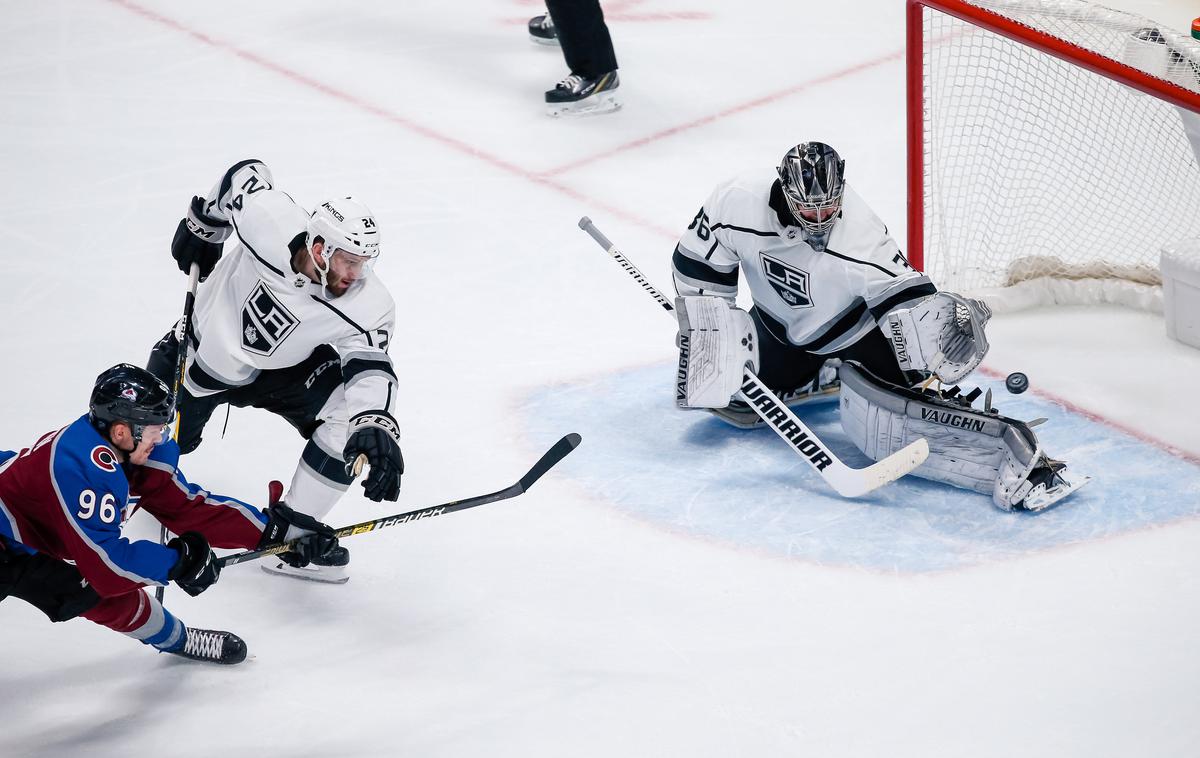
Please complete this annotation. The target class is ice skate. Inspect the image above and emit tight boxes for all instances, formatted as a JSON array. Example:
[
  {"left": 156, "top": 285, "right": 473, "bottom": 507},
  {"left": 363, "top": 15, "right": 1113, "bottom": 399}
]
[
  {"left": 546, "top": 71, "right": 620, "bottom": 117},
  {"left": 261, "top": 544, "right": 350, "bottom": 584},
  {"left": 528, "top": 13, "right": 558, "bottom": 45},
  {"left": 165, "top": 627, "right": 247, "bottom": 665}
]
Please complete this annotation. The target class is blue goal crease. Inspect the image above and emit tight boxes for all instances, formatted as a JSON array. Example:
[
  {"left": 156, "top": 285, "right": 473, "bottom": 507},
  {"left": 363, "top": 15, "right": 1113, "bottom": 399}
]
[{"left": 521, "top": 363, "right": 1200, "bottom": 573}]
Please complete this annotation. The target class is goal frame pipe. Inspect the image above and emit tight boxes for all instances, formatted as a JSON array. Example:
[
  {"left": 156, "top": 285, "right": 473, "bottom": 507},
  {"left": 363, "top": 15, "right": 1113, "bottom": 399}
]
[{"left": 906, "top": 0, "right": 1200, "bottom": 272}]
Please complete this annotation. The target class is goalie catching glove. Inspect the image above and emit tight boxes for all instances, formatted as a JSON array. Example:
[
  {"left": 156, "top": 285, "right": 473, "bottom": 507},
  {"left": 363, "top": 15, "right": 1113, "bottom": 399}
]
[
  {"left": 882, "top": 292, "right": 992, "bottom": 384},
  {"left": 344, "top": 412, "right": 404, "bottom": 502},
  {"left": 837, "top": 361, "right": 1089, "bottom": 511},
  {"left": 675, "top": 295, "right": 759, "bottom": 408}
]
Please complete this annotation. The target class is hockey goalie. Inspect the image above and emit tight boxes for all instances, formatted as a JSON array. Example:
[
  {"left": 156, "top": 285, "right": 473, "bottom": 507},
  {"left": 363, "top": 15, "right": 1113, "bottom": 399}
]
[{"left": 670, "top": 142, "right": 1089, "bottom": 512}]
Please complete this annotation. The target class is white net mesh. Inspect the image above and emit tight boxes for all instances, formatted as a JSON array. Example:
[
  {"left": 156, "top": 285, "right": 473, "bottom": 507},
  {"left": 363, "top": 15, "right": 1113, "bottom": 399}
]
[{"left": 920, "top": 0, "right": 1200, "bottom": 303}]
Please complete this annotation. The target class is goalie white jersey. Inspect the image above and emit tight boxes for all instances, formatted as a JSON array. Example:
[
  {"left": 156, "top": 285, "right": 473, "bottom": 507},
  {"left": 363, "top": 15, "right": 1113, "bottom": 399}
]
[
  {"left": 672, "top": 168, "right": 936, "bottom": 355},
  {"left": 185, "top": 163, "right": 397, "bottom": 420}
]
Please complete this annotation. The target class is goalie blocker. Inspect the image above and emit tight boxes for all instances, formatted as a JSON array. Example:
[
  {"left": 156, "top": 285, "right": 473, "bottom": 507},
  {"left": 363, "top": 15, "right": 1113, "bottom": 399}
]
[
  {"left": 675, "top": 296, "right": 759, "bottom": 408},
  {"left": 838, "top": 361, "right": 1089, "bottom": 511}
]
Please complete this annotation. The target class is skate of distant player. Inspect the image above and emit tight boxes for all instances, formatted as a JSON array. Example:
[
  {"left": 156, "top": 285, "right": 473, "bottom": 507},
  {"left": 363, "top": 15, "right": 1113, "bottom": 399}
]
[
  {"left": 530, "top": 2, "right": 621, "bottom": 116},
  {"left": 0, "top": 364, "right": 340, "bottom": 664},
  {"left": 670, "top": 142, "right": 1088, "bottom": 511},
  {"left": 149, "top": 160, "right": 404, "bottom": 583}
]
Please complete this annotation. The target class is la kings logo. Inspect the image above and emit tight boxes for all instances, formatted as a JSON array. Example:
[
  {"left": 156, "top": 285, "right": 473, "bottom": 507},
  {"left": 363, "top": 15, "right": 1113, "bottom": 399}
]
[
  {"left": 760, "top": 252, "right": 812, "bottom": 308},
  {"left": 241, "top": 281, "right": 299, "bottom": 356}
]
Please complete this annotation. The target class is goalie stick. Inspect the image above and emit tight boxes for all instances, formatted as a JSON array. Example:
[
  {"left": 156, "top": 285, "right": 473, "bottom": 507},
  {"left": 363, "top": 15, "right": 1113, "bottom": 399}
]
[
  {"left": 577, "top": 216, "right": 928, "bottom": 498},
  {"left": 219, "top": 433, "right": 582, "bottom": 569}
]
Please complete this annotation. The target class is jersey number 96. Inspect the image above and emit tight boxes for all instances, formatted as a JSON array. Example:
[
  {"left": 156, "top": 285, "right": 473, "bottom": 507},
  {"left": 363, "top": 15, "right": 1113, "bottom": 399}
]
[{"left": 78, "top": 489, "right": 118, "bottom": 524}]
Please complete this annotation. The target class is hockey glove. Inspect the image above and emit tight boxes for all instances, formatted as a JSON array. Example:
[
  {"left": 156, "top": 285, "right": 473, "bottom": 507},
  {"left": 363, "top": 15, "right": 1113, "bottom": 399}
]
[
  {"left": 167, "top": 531, "right": 221, "bottom": 597},
  {"left": 344, "top": 412, "right": 404, "bottom": 502},
  {"left": 172, "top": 195, "right": 232, "bottom": 281},
  {"left": 257, "top": 483, "right": 341, "bottom": 568}
]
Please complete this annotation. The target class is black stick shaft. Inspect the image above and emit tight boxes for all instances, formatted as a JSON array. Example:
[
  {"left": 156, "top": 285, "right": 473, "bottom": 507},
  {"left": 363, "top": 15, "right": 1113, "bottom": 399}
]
[
  {"left": 219, "top": 433, "right": 581, "bottom": 569},
  {"left": 157, "top": 263, "right": 201, "bottom": 603}
]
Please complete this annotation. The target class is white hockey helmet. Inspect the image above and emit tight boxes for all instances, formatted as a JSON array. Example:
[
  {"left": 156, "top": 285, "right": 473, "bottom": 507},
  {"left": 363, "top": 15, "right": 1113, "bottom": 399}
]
[{"left": 306, "top": 196, "right": 381, "bottom": 286}]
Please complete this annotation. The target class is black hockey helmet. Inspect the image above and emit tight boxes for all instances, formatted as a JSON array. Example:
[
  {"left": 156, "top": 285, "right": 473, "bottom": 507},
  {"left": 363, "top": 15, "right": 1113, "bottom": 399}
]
[
  {"left": 777, "top": 142, "right": 846, "bottom": 252},
  {"left": 89, "top": 363, "right": 175, "bottom": 444}
]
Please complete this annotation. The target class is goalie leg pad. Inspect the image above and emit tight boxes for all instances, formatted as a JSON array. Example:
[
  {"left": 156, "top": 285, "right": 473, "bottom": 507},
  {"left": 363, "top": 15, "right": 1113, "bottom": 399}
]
[
  {"left": 676, "top": 296, "right": 759, "bottom": 409},
  {"left": 837, "top": 361, "right": 1088, "bottom": 511}
]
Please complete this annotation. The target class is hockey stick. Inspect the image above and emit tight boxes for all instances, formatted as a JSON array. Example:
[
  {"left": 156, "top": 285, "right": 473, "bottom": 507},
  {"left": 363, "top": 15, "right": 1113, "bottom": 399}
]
[
  {"left": 156, "top": 262, "right": 202, "bottom": 602},
  {"left": 577, "top": 216, "right": 928, "bottom": 498},
  {"left": 218, "top": 432, "right": 582, "bottom": 569}
]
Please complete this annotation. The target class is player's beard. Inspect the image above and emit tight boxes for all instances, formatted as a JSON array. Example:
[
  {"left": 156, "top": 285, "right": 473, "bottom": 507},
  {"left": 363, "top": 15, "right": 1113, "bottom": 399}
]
[{"left": 325, "top": 271, "right": 352, "bottom": 297}]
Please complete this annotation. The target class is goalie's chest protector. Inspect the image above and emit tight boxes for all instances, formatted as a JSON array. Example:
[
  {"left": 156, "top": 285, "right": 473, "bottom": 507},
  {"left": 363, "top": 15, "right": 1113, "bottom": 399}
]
[
  {"left": 728, "top": 184, "right": 905, "bottom": 353},
  {"left": 189, "top": 190, "right": 391, "bottom": 389}
]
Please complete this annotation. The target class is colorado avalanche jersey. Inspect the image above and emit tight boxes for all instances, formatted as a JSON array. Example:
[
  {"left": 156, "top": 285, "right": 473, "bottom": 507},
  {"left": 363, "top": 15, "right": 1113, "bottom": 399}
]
[
  {"left": 672, "top": 169, "right": 936, "bottom": 354},
  {"left": 0, "top": 415, "right": 268, "bottom": 597},
  {"left": 185, "top": 161, "right": 398, "bottom": 421}
]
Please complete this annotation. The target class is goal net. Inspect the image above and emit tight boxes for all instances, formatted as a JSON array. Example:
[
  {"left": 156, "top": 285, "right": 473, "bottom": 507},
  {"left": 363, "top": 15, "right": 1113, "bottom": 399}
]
[{"left": 908, "top": 0, "right": 1200, "bottom": 311}]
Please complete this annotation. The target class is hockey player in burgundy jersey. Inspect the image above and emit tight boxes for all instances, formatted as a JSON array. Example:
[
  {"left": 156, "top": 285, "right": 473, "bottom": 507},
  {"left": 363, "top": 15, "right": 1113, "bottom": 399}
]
[
  {"left": 670, "top": 142, "right": 1087, "bottom": 512},
  {"left": 149, "top": 159, "right": 404, "bottom": 583},
  {"left": 0, "top": 364, "right": 339, "bottom": 664}
]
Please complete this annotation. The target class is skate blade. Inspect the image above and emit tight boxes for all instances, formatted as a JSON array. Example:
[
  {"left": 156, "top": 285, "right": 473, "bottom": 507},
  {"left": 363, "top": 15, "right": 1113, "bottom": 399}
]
[
  {"left": 261, "top": 561, "right": 349, "bottom": 584},
  {"left": 1020, "top": 473, "right": 1092, "bottom": 512},
  {"left": 547, "top": 91, "right": 621, "bottom": 117},
  {"left": 529, "top": 35, "right": 560, "bottom": 46}
]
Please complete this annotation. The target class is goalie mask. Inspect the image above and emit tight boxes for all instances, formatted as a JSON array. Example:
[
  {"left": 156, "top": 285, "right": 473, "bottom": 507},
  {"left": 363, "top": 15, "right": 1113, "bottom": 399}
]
[
  {"left": 777, "top": 142, "right": 845, "bottom": 252},
  {"left": 306, "top": 196, "right": 381, "bottom": 291}
]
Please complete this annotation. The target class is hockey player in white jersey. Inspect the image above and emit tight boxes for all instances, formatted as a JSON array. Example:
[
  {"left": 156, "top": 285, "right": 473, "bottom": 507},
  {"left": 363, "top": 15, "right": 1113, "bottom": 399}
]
[
  {"left": 148, "top": 159, "right": 403, "bottom": 581},
  {"left": 671, "top": 142, "right": 1087, "bottom": 511}
]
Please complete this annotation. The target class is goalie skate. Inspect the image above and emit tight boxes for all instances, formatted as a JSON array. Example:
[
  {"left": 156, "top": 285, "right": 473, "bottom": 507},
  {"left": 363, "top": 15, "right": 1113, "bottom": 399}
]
[
  {"left": 709, "top": 364, "right": 840, "bottom": 429},
  {"left": 1013, "top": 459, "right": 1091, "bottom": 513}
]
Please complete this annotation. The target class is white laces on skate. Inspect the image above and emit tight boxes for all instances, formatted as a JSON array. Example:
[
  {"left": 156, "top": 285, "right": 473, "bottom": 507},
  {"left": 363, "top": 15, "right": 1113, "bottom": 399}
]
[
  {"left": 183, "top": 629, "right": 224, "bottom": 661},
  {"left": 556, "top": 74, "right": 583, "bottom": 92}
]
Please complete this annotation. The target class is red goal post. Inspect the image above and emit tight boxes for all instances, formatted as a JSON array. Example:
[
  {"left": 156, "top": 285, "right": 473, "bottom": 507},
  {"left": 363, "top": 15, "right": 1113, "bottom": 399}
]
[{"left": 907, "top": 0, "right": 1200, "bottom": 310}]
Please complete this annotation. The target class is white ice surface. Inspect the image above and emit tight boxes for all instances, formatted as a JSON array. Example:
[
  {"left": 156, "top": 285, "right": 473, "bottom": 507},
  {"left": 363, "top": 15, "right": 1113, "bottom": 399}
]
[{"left": 2, "top": 1, "right": 1199, "bottom": 757}]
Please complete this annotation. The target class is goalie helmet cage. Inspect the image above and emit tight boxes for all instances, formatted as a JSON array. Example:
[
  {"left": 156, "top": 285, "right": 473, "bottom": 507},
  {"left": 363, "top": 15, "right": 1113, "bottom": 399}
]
[{"left": 907, "top": 0, "right": 1200, "bottom": 310}]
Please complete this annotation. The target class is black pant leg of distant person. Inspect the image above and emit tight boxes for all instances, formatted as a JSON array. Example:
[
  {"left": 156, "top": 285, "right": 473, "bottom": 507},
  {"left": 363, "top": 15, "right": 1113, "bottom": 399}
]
[{"left": 546, "top": 0, "right": 618, "bottom": 78}]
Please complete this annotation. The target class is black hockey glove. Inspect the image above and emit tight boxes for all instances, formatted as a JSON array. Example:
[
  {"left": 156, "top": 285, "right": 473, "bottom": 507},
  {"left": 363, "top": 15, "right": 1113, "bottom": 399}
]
[
  {"left": 344, "top": 412, "right": 404, "bottom": 502},
  {"left": 167, "top": 531, "right": 221, "bottom": 597},
  {"left": 258, "top": 498, "right": 341, "bottom": 569},
  {"left": 171, "top": 195, "right": 231, "bottom": 281}
]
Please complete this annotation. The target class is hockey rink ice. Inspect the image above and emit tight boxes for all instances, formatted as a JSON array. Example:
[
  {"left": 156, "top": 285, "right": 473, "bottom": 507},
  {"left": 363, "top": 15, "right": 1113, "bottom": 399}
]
[{"left": 2, "top": 1, "right": 1199, "bottom": 756}]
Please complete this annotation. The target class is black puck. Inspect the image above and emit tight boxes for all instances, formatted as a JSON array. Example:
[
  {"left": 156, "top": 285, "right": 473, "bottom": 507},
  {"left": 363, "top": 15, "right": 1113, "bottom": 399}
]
[{"left": 1005, "top": 372, "right": 1029, "bottom": 394}]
